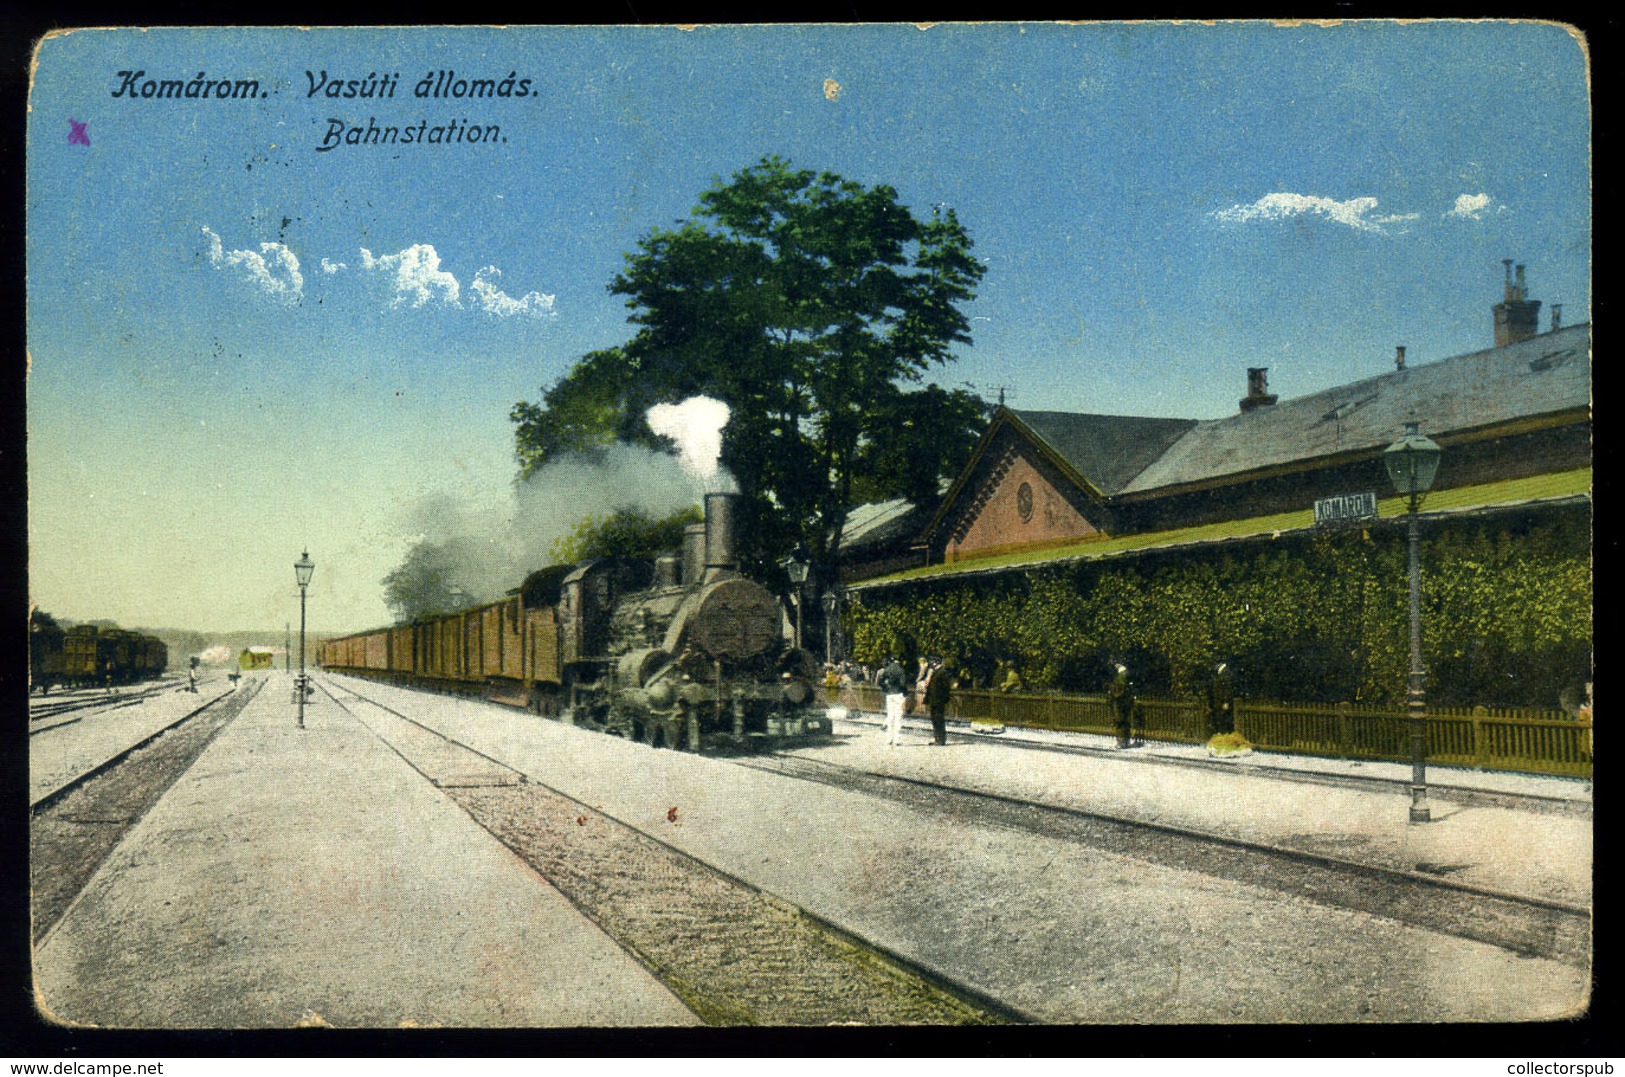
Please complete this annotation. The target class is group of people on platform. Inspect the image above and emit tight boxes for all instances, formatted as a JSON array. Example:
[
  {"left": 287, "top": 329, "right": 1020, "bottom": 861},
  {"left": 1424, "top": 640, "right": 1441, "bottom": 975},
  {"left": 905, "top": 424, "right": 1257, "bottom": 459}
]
[
  {"left": 827, "top": 653, "right": 1241, "bottom": 750},
  {"left": 875, "top": 654, "right": 953, "bottom": 747}
]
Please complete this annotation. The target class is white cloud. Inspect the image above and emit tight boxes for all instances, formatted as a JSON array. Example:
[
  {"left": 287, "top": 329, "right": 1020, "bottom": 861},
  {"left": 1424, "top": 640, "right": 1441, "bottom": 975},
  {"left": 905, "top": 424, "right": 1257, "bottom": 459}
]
[
  {"left": 1444, "top": 192, "right": 1499, "bottom": 219},
  {"left": 469, "top": 265, "right": 556, "bottom": 319},
  {"left": 320, "top": 257, "right": 347, "bottom": 274},
  {"left": 358, "top": 243, "right": 461, "bottom": 308},
  {"left": 201, "top": 226, "right": 304, "bottom": 304},
  {"left": 1213, "top": 192, "right": 1409, "bottom": 234}
]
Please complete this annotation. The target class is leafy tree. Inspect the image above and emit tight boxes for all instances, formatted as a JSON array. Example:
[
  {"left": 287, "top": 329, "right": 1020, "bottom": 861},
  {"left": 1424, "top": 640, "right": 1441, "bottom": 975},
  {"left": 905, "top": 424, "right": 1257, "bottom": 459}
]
[
  {"left": 512, "top": 155, "right": 988, "bottom": 585},
  {"left": 380, "top": 540, "right": 469, "bottom": 623},
  {"left": 550, "top": 506, "right": 703, "bottom": 564}
]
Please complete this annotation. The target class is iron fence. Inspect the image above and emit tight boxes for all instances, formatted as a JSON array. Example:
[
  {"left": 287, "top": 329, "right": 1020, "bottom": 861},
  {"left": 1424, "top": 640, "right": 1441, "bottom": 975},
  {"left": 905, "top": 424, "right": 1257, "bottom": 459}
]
[{"left": 826, "top": 685, "right": 1590, "bottom": 778}]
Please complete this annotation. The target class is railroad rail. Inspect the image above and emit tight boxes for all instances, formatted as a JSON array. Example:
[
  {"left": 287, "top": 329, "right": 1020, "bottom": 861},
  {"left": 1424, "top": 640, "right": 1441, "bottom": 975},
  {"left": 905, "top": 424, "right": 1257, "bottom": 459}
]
[
  {"left": 31, "top": 679, "right": 263, "bottom": 945},
  {"left": 736, "top": 752, "right": 1590, "bottom": 968},
  {"left": 318, "top": 676, "right": 1033, "bottom": 1025},
  {"left": 28, "top": 682, "right": 179, "bottom": 732}
]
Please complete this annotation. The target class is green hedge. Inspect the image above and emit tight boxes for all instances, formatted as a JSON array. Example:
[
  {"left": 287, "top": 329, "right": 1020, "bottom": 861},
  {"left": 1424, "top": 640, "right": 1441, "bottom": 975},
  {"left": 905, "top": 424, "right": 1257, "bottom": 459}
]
[{"left": 845, "top": 505, "right": 1591, "bottom": 708}]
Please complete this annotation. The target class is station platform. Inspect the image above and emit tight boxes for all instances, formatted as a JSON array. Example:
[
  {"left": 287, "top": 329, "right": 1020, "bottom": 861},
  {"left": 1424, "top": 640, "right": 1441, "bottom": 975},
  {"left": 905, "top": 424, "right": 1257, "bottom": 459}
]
[
  {"left": 31, "top": 671, "right": 700, "bottom": 1029},
  {"left": 817, "top": 711, "right": 1591, "bottom": 906},
  {"left": 832, "top": 707, "right": 1591, "bottom": 805},
  {"left": 328, "top": 675, "right": 1591, "bottom": 1024}
]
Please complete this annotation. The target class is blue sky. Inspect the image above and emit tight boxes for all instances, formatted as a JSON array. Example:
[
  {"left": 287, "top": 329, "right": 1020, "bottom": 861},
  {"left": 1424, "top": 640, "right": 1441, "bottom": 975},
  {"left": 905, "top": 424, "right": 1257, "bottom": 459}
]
[{"left": 26, "top": 22, "right": 1591, "bottom": 634}]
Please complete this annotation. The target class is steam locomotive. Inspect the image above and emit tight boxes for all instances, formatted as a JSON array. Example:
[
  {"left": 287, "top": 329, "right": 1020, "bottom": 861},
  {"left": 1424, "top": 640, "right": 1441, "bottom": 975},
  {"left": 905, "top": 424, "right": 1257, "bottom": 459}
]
[
  {"left": 30, "top": 617, "right": 170, "bottom": 694},
  {"left": 318, "top": 492, "right": 832, "bottom": 749}
]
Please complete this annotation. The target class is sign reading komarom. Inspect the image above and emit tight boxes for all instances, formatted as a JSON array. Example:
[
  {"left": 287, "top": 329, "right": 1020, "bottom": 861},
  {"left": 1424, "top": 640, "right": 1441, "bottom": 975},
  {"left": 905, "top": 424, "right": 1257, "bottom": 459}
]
[{"left": 1314, "top": 491, "right": 1378, "bottom": 525}]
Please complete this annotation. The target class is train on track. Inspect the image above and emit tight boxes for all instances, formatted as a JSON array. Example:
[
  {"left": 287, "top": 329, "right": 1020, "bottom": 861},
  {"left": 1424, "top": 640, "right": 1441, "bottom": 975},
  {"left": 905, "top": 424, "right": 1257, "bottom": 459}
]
[
  {"left": 319, "top": 492, "right": 832, "bottom": 750},
  {"left": 29, "top": 616, "right": 170, "bottom": 694}
]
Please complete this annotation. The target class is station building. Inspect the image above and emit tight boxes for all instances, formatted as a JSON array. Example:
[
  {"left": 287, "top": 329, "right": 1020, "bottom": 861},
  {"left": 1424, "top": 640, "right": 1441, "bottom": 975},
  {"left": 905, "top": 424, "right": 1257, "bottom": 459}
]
[{"left": 844, "top": 264, "right": 1591, "bottom": 585}]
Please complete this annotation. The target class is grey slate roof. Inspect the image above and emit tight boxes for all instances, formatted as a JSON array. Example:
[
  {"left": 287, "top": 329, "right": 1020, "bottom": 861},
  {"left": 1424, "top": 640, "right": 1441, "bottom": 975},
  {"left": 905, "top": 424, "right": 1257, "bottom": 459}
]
[
  {"left": 1120, "top": 324, "right": 1592, "bottom": 495},
  {"left": 1005, "top": 410, "right": 1200, "bottom": 496},
  {"left": 841, "top": 498, "right": 930, "bottom": 553}
]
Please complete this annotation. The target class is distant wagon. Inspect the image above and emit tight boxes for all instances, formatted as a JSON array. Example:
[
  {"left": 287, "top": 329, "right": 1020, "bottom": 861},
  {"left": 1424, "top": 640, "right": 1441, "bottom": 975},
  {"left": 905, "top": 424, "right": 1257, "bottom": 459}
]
[{"left": 239, "top": 647, "right": 276, "bottom": 671}]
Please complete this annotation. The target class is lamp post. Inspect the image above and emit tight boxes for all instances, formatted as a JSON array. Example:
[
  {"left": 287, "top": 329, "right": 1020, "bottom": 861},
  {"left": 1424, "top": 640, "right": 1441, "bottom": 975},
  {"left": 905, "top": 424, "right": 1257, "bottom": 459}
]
[
  {"left": 1383, "top": 423, "right": 1442, "bottom": 824},
  {"left": 821, "top": 589, "right": 839, "bottom": 662},
  {"left": 781, "top": 549, "right": 811, "bottom": 651},
  {"left": 294, "top": 550, "right": 314, "bottom": 729}
]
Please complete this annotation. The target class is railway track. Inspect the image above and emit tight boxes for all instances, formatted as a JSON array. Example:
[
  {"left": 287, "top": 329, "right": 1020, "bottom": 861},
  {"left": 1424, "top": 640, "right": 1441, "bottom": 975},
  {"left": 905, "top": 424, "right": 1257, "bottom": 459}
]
[
  {"left": 833, "top": 714, "right": 1591, "bottom": 819},
  {"left": 29, "top": 682, "right": 177, "bottom": 732},
  {"left": 318, "top": 677, "right": 1029, "bottom": 1026},
  {"left": 738, "top": 752, "right": 1591, "bottom": 968},
  {"left": 30, "top": 679, "right": 263, "bottom": 944}
]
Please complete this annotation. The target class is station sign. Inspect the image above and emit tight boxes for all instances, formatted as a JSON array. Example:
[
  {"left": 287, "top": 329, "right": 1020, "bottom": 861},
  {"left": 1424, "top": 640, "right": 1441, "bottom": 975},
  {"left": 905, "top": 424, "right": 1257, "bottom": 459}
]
[{"left": 1314, "top": 490, "right": 1378, "bottom": 525}]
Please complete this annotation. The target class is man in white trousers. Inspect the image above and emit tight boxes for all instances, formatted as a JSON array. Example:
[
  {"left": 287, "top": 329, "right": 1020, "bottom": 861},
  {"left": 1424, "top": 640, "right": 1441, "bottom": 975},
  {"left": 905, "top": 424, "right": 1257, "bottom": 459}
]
[{"left": 878, "top": 655, "right": 908, "bottom": 746}]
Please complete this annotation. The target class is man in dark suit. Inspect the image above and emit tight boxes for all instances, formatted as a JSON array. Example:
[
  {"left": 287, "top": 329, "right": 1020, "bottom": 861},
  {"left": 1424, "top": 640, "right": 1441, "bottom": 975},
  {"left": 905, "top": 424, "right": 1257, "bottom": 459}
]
[
  {"left": 922, "top": 658, "right": 954, "bottom": 746},
  {"left": 1207, "top": 661, "right": 1236, "bottom": 736},
  {"left": 1109, "top": 661, "right": 1134, "bottom": 748}
]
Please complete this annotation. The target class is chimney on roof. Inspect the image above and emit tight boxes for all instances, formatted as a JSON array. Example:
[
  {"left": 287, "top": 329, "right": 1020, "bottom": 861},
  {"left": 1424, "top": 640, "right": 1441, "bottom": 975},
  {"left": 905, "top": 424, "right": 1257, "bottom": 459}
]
[
  {"left": 1493, "top": 259, "right": 1542, "bottom": 347},
  {"left": 1394, "top": 346, "right": 1407, "bottom": 371},
  {"left": 1552, "top": 304, "right": 1563, "bottom": 332},
  {"left": 1239, "top": 367, "right": 1278, "bottom": 413}
]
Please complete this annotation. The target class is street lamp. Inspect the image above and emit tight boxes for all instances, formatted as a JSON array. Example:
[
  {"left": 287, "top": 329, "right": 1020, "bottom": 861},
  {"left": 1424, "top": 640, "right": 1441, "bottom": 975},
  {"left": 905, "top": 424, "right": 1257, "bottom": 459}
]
[
  {"left": 1383, "top": 422, "right": 1443, "bottom": 824},
  {"left": 780, "top": 548, "right": 811, "bottom": 650},
  {"left": 294, "top": 550, "right": 315, "bottom": 730},
  {"left": 821, "top": 589, "right": 840, "bottom": 662}
]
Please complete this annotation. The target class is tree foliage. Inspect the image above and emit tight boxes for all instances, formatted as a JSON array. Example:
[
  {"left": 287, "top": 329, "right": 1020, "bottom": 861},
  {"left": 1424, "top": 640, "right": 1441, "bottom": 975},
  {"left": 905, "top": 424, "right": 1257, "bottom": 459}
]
[
  {"left": 549, "top": 506, "right": 703, "bottom": 565},
  {"left": 380, "top": 540, "right": 470, "bottom": 623},
  {"left": 846, "top": 508, "right": 1592, "bottom": 709},
  {"left": 512, "top": 155, "right": 988, "bottom": 583}
]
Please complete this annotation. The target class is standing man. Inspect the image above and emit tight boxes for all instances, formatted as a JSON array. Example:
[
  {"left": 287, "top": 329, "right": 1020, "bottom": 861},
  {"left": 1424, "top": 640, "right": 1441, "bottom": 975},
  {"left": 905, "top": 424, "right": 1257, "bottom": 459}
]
[
  {"left": 1207, "top": 661, "right": 1236, "bottom": 736},
  {"left": 878, "top": 655, "right": 907, "bottom": 747},
  {"left": 188, "top": 656, "right": 200, "bottom": 693},
  {"left": 1109, "top": 661, "right": 1135, "bottom": 749},
  {"left": 923, "top": 657, "right": 954, "bottom": 746}
]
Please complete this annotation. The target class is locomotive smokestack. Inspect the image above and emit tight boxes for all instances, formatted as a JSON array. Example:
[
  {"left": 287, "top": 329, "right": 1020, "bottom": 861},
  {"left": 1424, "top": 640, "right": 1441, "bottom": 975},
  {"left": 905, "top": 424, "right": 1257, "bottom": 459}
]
[
  {"left": 704, "top": 491, "right": 741, "bottom": 573},
  {"left": 655, "top": 553, "right": 680, "bottom": 588},
  {"left": 682, "top": 522, "right": 707, "bottom": 585}
]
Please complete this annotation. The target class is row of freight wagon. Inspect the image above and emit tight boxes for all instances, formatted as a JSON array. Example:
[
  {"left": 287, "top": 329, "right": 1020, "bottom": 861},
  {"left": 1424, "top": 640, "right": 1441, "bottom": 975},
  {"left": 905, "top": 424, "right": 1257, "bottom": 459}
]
[{"left": 30, "top": 620, "right": 169, "bottom": 694}]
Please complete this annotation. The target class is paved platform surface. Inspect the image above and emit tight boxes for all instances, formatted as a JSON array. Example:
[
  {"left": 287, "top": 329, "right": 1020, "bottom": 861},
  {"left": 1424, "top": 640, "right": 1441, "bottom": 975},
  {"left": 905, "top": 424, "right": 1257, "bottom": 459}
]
[
  {"left": 29, "top": 680, "right": 237, "bottom": 804},
  {"left": 823, "top": 712, "right": 1591, "bottom": 905},
  {"left": 32, "top": 671, "right": 700, "bottom": 1030},
  {"left": 334, "top": 674, "right": 1590, "bottom": 1024}
]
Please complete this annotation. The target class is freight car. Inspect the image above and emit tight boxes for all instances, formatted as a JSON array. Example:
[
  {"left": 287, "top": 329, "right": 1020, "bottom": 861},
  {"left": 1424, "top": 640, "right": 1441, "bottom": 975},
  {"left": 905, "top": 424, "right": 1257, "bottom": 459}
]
[
  {"left": 32, "top": 619, "right": 169, "bottom": 693},
  {"left": 319, "top": 492, "right": 831, "bottom": 749}
]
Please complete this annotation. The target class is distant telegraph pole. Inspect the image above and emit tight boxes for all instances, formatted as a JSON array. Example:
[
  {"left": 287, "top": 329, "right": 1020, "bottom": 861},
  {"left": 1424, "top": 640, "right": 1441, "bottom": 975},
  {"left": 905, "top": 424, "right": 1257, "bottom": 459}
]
[{"left": 285, "top": 623, "right": 291, "bottom": 671}]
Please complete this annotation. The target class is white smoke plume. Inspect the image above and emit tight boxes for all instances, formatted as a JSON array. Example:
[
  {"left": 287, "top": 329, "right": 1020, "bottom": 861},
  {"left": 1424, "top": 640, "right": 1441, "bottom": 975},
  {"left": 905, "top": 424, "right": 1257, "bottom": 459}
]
[
  {"left": 646, "top": 396, "right": 733, "bottom": 489},
  {"left": 393, "top": 442, "right": 730, "bottom": 606},
  {"left": 385, "top": 395, "right": 742, "bottom": 611},
  {"left": 197, "top": 644, "right": 235, "bottom": 665}
]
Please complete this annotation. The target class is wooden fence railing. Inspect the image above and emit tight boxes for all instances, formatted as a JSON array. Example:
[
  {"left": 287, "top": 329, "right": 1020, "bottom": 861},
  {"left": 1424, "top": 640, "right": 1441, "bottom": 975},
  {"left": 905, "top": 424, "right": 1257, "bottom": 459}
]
[{"left": 827, "top": 686, "right": 1591, "bottom": 778}]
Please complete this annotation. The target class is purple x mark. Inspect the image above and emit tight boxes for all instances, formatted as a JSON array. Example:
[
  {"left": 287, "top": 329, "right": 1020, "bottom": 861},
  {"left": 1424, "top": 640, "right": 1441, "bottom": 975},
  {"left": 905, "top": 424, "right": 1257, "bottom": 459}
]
[{"left": 67, "top": 118, "right": 89, "bottom": 146}]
